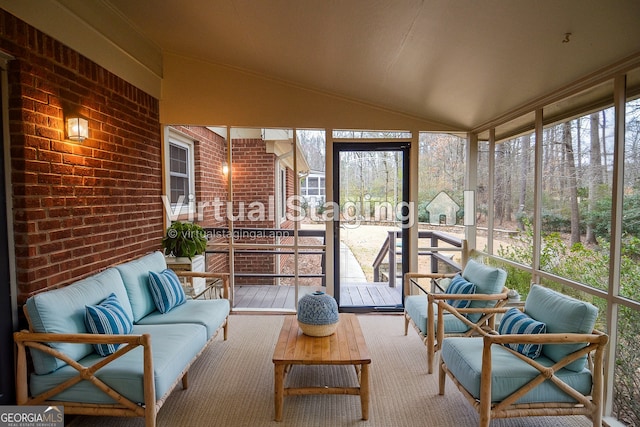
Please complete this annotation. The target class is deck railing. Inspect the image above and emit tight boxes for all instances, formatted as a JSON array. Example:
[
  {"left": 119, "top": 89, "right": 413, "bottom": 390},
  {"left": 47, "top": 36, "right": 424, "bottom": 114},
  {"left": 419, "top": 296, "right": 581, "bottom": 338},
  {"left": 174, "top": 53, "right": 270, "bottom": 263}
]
[
  {"left": 372, "top": 230, "right": 464, "bottom": 288},
  {"left": 203, "top": 227, "right": 326, "bottom": 285},
  {"left": 202, "top": 227, "right": 463, "bottom": 289}
]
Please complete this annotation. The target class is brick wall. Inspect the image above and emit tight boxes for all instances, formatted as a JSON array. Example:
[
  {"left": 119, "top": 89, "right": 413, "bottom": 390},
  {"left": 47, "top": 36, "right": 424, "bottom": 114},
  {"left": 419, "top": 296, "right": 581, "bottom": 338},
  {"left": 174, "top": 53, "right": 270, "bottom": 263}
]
[
  {"left": 231, "top": 138, "right": 277, "bottom": 285},
  {"left": 0, "top": 10, "right": 164, "bottom": 302},
  {"left": 170, "top": 125, "right": 228, "bottom": 273}
]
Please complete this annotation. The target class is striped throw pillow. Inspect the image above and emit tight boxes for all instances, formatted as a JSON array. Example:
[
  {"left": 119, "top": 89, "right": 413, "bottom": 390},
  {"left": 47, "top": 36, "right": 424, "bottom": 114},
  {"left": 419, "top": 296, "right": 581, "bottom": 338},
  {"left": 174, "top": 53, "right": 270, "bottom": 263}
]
[
  {"left": 148, "top": 269, "right": 186, "bottom": 313},
  {"left": 84, "top": 293, "right": 133, "bottom": 356},
  {"left": 444, "top": 275, "right": 476, "bottom": 309},
  {"left": 498, "top": 308, "right": 547, "bottom": 358}
]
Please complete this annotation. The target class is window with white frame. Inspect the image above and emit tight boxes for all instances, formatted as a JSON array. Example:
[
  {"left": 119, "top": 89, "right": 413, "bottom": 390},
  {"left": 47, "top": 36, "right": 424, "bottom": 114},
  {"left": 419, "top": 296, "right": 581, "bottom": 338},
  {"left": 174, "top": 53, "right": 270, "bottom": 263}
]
[
  {"left": 165, "top": 129, "right": 195, "bottom": 216},
  {"left": 300, "top": 174, "right": 326, "bottom": 209}
]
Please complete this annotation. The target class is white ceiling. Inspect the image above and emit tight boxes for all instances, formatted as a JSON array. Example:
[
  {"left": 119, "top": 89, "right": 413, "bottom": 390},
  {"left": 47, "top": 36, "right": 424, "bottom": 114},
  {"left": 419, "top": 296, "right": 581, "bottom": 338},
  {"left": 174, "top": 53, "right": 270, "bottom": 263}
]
[{"left": 77, "top": 1, "right": 640, "bottom": 130}]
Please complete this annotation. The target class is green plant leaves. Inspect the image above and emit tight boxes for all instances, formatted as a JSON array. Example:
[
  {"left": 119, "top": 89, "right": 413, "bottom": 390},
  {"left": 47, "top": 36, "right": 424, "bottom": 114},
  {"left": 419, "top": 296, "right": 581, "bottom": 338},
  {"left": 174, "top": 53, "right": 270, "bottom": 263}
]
[{"left": 161, "top": 221, "right": 207, "bottom": 259}]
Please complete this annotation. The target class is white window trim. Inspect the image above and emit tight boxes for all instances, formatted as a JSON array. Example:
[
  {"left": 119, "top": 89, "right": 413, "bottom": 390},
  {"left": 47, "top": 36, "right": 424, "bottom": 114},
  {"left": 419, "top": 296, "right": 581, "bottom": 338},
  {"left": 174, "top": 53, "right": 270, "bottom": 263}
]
[
  {"left": 164, "top": 128, "right": 196, "bottom": 219},
  {"left": 278, "top": 164, "right": 287, "bottom": 224}
]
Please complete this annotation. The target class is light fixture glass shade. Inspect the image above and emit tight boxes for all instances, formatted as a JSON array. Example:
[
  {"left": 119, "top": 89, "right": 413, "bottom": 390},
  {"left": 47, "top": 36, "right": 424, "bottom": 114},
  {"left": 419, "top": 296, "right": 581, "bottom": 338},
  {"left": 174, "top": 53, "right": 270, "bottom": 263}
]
[
  {"left": 222, "top": 162, "right": 229, "bottom": 175},
  {"left": 66, "top": 117, "right": 88, "bottom": 141}
]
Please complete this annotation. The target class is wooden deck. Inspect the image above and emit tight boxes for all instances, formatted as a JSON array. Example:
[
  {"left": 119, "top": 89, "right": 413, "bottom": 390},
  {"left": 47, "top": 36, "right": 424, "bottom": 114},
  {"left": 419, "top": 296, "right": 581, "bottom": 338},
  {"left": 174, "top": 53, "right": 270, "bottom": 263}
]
[
  {"left": 232, "top": 283, "right": 402, "bottom": 310},
  {"left": 338, "top": 282, "right": 403, "bottom": 307}
]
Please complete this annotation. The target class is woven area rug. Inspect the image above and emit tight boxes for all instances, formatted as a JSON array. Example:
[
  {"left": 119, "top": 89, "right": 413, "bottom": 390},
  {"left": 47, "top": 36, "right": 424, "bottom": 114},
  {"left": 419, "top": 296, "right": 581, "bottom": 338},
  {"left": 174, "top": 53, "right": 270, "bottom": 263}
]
[{"left": 68, "top": 314, "right": 592, "bottom": 427}]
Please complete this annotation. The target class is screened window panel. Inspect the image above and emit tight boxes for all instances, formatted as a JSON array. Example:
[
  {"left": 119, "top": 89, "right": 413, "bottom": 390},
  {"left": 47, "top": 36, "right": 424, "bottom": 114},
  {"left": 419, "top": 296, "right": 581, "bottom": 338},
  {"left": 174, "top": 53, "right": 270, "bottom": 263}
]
[
  {"left": 170, "top": 144, "right": 188, "bottom": 175},
  {"left": 621, "top": 98, "right": 640, "bottom": 301},
  {"left": 170, "top": 176, "right": 189, "bottom": 204}
]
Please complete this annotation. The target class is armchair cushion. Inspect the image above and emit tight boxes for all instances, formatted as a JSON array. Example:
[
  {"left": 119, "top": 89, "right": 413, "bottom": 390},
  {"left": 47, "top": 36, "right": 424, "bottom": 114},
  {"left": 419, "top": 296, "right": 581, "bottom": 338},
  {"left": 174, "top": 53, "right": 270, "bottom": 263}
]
[
  {"left": 524, "top": 284, "right": 598, "bottom": 372},
  {"left": 441, "top": 337, "right": 593, "bottom": 404},
  {"left": 445, "top": 275, "right": 476, "bottom": 309},
  {"left": 84, "top": 293, "right": 134, "bottom": 356},
  {"left": 461, "top": 259, "right": 507, "bottom": 323},
  {"left": 405, "top": 295, "right": 470, "bottom": 336},
  {"left": 497, "top": 308, "right": 546, "bottom": 359}
]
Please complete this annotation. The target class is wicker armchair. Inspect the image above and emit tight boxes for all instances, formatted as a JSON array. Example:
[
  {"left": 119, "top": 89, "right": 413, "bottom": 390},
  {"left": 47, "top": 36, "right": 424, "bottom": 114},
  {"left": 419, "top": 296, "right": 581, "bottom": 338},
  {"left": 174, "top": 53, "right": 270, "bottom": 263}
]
[
  {"left": 439, "top": 284, "right": 608, "bottom": 427},
  {"left": 404, "top": 257, "right": 509, "bottom": 373}
]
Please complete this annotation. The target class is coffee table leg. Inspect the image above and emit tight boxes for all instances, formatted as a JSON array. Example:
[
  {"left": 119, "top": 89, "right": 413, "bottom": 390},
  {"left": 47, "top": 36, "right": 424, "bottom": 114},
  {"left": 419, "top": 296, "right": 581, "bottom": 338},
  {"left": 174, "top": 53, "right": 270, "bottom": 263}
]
[
  {"left": 274, "top": 363, "right": 285, "bottom": 421},
  {"left": 360, "top": 363, "right": 370, "bottom": 420}
]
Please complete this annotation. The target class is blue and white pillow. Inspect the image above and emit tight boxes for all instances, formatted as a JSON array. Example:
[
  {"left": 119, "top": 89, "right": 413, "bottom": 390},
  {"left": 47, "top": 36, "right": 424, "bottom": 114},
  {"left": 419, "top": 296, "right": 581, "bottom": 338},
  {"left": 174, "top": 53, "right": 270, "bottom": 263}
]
[
  {"left": 148, "top": 269, "right": 186, "bottom": 313},
  {"left": 444, "top": 275, "right": 476, "bottom": 309},
  {"left": 84, "top": 293, "right": 133, "bottom": 356},
  {"left": 498, "top": 308, "right": 547, "bottom": 359}
]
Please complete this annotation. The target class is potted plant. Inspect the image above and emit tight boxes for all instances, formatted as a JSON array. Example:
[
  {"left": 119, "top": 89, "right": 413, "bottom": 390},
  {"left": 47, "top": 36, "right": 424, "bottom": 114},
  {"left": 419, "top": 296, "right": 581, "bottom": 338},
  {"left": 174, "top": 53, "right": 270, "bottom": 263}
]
[
  {"left": 162, "top": 221, "right": 208, "bottom": 296},
  {"left": 161, "top": 221, "right": 207, "bottom": 259}
]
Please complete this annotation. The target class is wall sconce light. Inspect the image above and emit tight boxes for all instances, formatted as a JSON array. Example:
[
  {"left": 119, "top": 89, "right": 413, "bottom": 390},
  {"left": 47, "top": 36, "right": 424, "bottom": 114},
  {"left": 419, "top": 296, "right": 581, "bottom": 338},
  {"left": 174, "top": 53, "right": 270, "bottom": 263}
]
[
  {"left": 66, "top": 116, "right": 89, "bottom": 142},
  {"left": 222, "top": 162, "right": 229, "bottom": 176},
  {"left": 464, "top": 190, "right": 475, "bottom": 226}
]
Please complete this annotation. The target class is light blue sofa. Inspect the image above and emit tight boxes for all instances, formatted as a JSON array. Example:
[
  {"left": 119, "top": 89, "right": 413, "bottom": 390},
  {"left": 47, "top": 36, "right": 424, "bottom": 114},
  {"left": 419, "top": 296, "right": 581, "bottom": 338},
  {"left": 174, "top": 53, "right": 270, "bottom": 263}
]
[
  {"left": 14, "top": 251, "right": 230, "bottom": 427},
  {"left": 439, "top": 284, "right": 608, "bottom": 427}
]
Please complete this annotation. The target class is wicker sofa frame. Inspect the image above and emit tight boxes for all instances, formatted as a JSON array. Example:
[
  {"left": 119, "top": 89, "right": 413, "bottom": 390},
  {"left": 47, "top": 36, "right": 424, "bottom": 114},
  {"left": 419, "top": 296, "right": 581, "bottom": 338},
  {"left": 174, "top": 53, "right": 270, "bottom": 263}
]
[{"left": 14, "top": 254, "right": 229, "bottom": 427}]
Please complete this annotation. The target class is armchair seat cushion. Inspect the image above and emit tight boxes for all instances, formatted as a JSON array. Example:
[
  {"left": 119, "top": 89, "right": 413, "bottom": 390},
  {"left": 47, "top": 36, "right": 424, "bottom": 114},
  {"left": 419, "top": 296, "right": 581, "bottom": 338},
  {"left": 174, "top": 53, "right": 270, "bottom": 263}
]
[
  {"left": 405, "top": 295, "right": 470, "bottom": 336},
  {"left": 441, "top": 337, "right": 593, "bottom": 404}
]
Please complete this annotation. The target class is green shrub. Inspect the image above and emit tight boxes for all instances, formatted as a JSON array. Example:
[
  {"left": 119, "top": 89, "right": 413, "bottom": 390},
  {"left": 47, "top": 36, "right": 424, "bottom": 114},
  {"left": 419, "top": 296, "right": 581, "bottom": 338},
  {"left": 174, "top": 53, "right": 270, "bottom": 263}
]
[{"left": 497, "top": 222, "right": 640, "bottom": 425}]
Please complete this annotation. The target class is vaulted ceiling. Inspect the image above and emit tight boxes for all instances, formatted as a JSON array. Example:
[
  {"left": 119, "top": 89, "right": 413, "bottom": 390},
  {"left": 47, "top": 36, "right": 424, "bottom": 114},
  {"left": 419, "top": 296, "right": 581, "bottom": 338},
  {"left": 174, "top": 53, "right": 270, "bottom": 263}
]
[
  {"left": 6, "top": 0, "right": 640, "bottom": 131},
  {"left": 100, "top": 0, "right": 640, "bottom": 130}
]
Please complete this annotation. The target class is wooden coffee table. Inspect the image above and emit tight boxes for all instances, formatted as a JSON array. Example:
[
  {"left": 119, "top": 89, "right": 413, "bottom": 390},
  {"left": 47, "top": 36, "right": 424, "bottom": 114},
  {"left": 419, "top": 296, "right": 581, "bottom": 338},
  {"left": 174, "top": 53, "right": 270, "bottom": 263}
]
[{"left": 272, "top": 313, "right": 371, "bottom": 421}]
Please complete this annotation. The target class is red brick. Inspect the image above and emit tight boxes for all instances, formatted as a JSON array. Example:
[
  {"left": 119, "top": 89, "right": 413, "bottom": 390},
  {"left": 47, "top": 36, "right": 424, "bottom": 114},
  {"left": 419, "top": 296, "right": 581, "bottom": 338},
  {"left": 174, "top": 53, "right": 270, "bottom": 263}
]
[{"left": 2, "top": 8, "right": 164, "bottom": 298}]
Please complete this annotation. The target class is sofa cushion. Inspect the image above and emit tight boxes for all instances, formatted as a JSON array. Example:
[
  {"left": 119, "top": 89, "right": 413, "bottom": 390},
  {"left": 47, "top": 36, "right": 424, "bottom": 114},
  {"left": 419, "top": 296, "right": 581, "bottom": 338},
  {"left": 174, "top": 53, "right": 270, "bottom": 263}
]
[
  {"left": 84, "top": 293, "right": 134, "bottom": 356},
  {"left": 136, "top": 299, "right": 230, "bottom": 340},
  {"left": 461, "top": 259, "right": 507, "bottom": 323},
  {"left": 25, "top": 268, "right": 130, "bottom": 374},
  {"left": 445, "top": 275, "right": 476, "bottom": 309},
  {"left": 405, "top": 295, "right": 470, "bottom": 336},
  {"left": 524, "top": 284, "right": 598, "bottom": 372},
  {"left": 30, "top": 323, "right": 207, "bottom": 405},
  {"left": 115, "top": 251, "right": 167, "bottom": 322},
  {"left": 441, "top": 337, "right": 592, "bottom": 404},
  {"left": 148, "top": 269, "right": 186, "bottom": 313},
  {"left": 497, "top": 308, "right": 546, "bottom": 359}
]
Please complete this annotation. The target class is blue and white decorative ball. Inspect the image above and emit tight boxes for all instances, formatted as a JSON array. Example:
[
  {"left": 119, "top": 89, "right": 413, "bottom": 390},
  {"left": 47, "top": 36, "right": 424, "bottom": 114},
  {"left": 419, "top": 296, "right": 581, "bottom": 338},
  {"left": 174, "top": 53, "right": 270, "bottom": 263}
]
[{"left": 297, "top": 291, "right": 339, "bottom": 336}]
